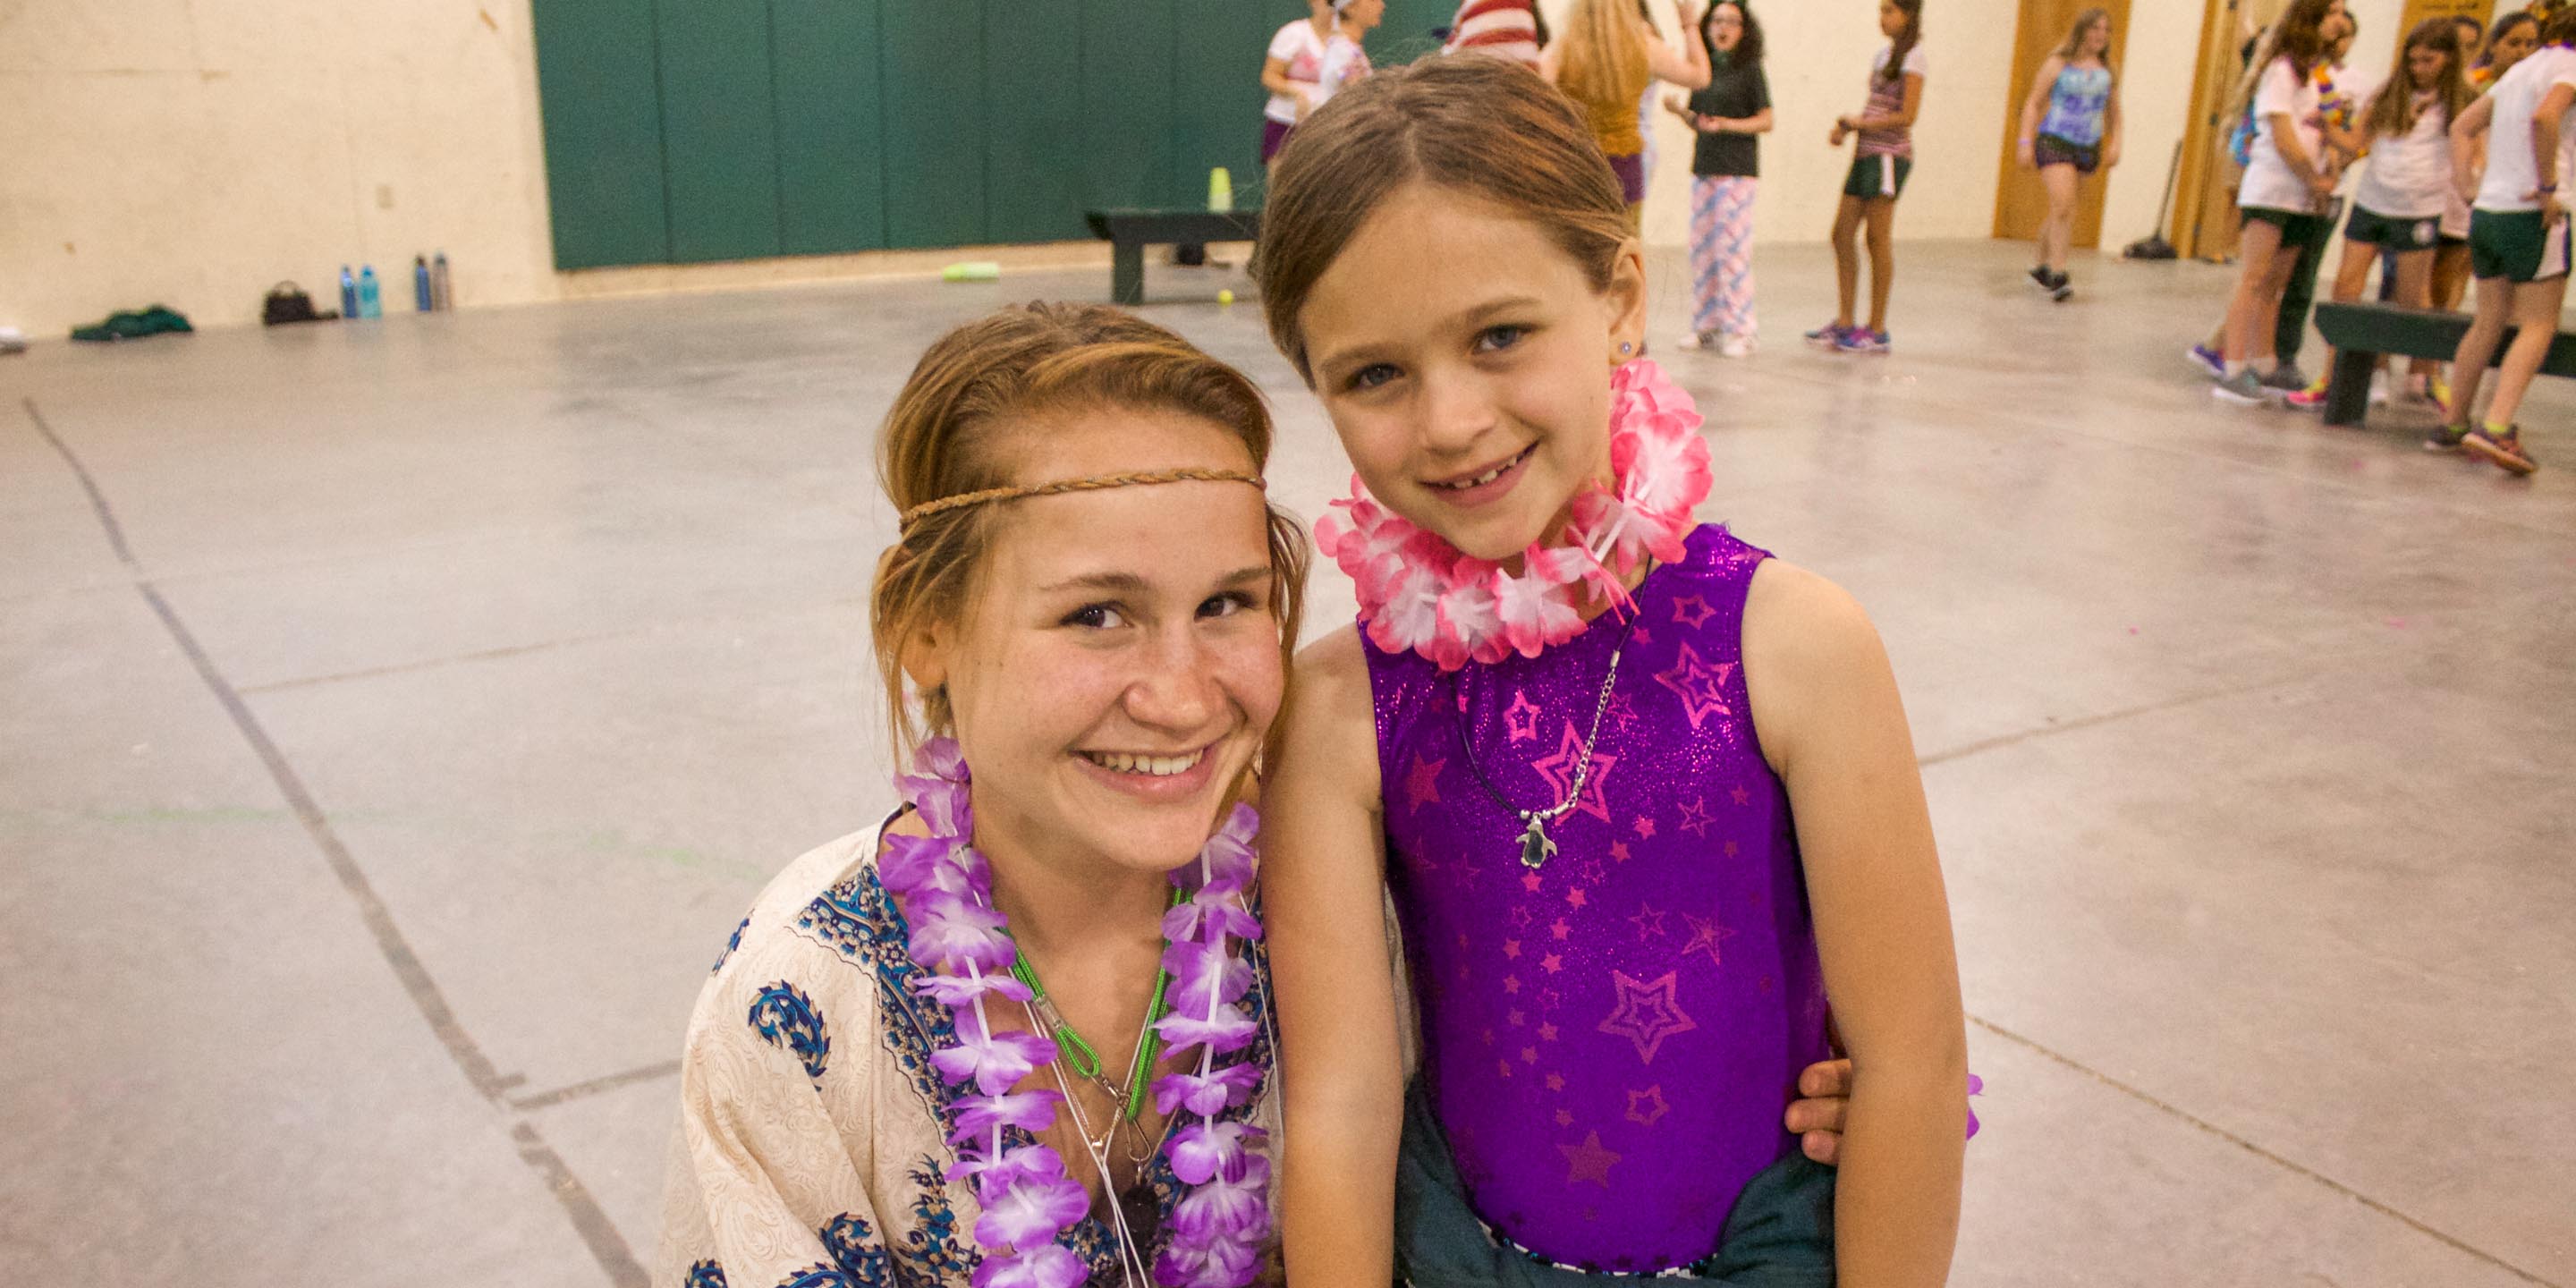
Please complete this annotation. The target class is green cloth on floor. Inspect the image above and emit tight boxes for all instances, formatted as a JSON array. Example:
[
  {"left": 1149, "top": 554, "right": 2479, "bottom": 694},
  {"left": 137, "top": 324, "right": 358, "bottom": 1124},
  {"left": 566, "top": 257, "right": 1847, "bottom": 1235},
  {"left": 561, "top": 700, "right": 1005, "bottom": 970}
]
[
  {"left": 1395, "top": 1077, "right": 1837, "bottom": 1288},
  {"left": 71, "top": 305, "right": 193, "bottom": 343}
]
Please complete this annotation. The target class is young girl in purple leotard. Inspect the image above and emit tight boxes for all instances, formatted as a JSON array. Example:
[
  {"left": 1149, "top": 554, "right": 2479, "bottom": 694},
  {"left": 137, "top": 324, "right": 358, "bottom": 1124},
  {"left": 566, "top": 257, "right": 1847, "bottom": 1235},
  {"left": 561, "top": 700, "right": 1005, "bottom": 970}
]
[{"left": 1256, "top": 55, "right": 1969, "bottom": 1285}]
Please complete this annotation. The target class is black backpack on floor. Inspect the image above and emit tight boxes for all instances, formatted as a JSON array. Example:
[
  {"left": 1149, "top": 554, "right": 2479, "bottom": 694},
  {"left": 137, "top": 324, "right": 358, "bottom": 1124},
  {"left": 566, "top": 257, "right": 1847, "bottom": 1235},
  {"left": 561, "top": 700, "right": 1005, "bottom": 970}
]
[{"left": 262, "top": 282, "right": 335, "bottom": 326}]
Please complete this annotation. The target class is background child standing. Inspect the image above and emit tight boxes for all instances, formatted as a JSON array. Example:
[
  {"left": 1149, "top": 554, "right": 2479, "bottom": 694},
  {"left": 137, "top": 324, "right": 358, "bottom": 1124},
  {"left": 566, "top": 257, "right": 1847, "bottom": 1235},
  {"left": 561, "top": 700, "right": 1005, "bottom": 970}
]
[
  {"left": 2433, "top": 5, "right": 2576, "bottom": 473},
  {"left": 1666, "top": 0, "right": 1773, "bottom": 355},
  {"left": 2286, "top": 19, "right": 2470, "bottom": 411},
  {"left": 1808, "top": 0, "right": 1926, "bottom": 354},
  {"left": 2014, "top": 7, "right": 2123, "bottom": 302}
]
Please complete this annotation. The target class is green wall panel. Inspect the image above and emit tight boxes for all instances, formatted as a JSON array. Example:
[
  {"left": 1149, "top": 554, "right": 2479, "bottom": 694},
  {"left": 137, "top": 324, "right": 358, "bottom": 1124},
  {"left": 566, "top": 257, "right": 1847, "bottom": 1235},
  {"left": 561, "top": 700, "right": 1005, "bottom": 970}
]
[
  {"left": 881, "top": 0, "right": 989, "bottom": 249},
  {"left": 1171, "top": 4, "right": 1271, "bottom": 210},
  {"left": 1081, "top": 0, "right": 1177, "bottom": 210},
  {"left": 530, "top": 0, "right": 670, "bottom": 269},
  {"left": 1374, "top": 0, "right": 1457, "bottom": 64},
  {"left": 772, "top": 0, "right": 887, "bottom": 255},
  {"left": 656, "top": 0, "right": 783, "bottom": 262},
  {"left": 984, "top": 0, "right": 1088, "bottom": 243}
]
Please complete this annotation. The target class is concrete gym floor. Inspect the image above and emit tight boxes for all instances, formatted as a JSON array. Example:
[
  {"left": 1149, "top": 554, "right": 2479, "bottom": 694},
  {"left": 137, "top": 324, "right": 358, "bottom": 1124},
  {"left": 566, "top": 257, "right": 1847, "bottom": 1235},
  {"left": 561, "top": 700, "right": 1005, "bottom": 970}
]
[{"left": 4, "top": 239, "right": 2570, "bottom": 1288}]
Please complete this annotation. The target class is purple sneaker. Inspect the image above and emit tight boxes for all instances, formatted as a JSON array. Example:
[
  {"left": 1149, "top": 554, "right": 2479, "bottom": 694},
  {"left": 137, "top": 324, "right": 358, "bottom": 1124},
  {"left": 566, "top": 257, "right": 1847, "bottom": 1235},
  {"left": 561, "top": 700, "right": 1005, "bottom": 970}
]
[
  {"left": 1803, "top": 320, "right": 1847, "bottom": 349},
  {"left": 1835, "top": 326, "right": 1891, "bottom": 354},
  {"left": 2185, "top": 343, "right": 2226, "bottom": 380}
]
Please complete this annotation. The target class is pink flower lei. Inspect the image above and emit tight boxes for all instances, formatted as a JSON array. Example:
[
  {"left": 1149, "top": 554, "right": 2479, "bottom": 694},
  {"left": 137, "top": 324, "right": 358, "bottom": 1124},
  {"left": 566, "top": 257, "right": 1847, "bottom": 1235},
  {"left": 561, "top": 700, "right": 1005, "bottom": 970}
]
[
  {"left": 883, "top": 738, "right": 1270, "bottom": 1288},
  {"left": 1313, "top": 358, "right": 1715, "bottom": 671}
]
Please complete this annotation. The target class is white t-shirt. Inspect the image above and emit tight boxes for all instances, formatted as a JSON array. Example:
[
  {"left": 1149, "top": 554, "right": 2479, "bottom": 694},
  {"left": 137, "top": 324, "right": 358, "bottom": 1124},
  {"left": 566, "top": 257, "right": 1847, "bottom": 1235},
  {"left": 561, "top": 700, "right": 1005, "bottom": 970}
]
[
  {"left": 1264, "top": 19, "right": 1369, "bottom": 125},
  {"left": 2353, "top": 89, "right": 2455, "bottom": 219},
  {"left": 2239, "top": 56, "right": 2326, "bottom": 214},
  {"left": 2477, "top": 45, "right": 2576, "bottom": 213}
]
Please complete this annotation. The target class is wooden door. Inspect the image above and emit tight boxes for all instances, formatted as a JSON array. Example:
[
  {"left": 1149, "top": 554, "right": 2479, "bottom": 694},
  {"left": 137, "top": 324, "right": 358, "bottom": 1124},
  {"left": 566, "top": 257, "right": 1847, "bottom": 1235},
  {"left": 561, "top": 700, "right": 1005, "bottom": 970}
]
[{"left": 1991, "top": 0, "right": 2131, "bottom": 246}]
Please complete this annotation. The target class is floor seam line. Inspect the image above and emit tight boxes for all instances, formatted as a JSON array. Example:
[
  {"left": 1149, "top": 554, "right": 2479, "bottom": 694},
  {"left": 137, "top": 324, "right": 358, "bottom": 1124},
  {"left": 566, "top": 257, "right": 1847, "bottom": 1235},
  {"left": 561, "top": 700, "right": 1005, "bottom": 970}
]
[
  {"left": 510, "top": 1060, "right": 684, "bottom": 1114},
  {"left": 1967, "top": 1014, "right": 2562, "bottom": 1287},
  {"left": 1918, "top": 674, "right": 2305, "bottom": 767},
  {"left": 30, "top": 396, "right": 648, "bottom": 1288}
]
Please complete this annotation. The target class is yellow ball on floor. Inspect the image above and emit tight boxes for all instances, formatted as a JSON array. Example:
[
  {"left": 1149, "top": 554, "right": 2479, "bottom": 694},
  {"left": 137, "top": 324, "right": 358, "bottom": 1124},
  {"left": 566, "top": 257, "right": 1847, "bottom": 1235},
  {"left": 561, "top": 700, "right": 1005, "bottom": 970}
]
[{"left": 1218, "top": 289, "right": 1235, "bottom": 305}]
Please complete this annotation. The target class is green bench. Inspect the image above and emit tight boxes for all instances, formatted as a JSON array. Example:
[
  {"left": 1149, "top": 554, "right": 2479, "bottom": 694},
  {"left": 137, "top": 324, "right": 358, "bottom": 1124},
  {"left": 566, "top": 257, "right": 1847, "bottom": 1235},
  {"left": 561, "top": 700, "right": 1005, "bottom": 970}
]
[
  {"left": 1084, "top": 208, "right": 1261, "bottom": 306},
  {"left": 2313, "top": 301, "right": 2576, "bottom": 428}
]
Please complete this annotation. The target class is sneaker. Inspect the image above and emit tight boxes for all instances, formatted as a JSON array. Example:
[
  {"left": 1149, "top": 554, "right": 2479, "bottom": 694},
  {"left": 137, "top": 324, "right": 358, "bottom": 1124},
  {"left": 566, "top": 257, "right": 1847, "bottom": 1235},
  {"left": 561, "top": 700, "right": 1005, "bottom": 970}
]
[
  {"left": 2051, "top": 276, "right": 2074, "bottom": 302},
  {"left": 1835, "top": 326, "right": 1891, "bottom": 353},
  {"left": 2262, "top": 363, "right": 2312, "bottom": 394},
  {"left": 2464, "top": 425, "right": 2539, "bottom": 474},
  {"left": 1718, "top": 335, "right": 1754, "bottom": 358},
  {"left": 2368, "top": 369, "right": 2392, "bottom": 406},
  {"left": 2284, "top": 378, "right": 2329, "bottom": 411},
  {"left": 2422, "top": 422, "right": 2471, "bottom": 453},
  {"left": 2028, "top": 266, "right": 2055, "bottom": 292},
  {"left": 2213, "top": 368, "right": 2275, "bottom": 405},
  {"left": 1805, "top": 321, "right": 1847, "bottom": 349},
  {"left": 2186, "top": 343, "right": 2227, "bottom": 380}
]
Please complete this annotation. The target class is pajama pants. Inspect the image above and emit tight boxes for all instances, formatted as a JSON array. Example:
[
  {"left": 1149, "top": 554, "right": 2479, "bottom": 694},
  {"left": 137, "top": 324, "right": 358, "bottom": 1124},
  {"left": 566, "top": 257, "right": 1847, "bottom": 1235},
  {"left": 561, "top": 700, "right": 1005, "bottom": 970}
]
[{"left": 1690, "top": 175, "right": 1758, "bottom": 341}]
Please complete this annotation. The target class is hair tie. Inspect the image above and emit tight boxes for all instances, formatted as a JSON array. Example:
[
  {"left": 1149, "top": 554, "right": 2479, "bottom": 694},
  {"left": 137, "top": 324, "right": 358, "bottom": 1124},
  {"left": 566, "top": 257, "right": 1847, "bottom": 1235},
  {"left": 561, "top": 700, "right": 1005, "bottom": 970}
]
[{"left": 899, "top": 468, "right": 1267, "bottom": 531}]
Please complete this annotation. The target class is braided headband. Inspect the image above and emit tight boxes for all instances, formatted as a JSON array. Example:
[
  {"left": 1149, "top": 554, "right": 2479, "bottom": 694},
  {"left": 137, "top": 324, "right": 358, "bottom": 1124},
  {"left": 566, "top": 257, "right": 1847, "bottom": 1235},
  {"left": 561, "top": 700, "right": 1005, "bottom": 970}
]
[{"left": 898, "top": 468, "right": 1267, "bottom": 530}]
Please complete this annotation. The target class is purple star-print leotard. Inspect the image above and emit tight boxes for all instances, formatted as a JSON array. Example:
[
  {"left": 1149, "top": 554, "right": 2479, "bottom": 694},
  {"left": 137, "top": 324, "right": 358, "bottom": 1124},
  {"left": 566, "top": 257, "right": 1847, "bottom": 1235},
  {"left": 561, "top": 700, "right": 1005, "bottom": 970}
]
[{"left": 1364, "top": 524, "right": 1831, "bottom": 1274}]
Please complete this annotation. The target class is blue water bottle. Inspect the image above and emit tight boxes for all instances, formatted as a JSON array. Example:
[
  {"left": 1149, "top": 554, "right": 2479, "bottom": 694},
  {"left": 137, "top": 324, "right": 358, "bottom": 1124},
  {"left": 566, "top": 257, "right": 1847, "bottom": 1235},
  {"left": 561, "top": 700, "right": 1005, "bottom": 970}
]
[
  {"left": 413, "top": 256, "right": 433, "bottom": 312},
  {"left": 358, "top": 266, "right": 382, "bottom": 319},
  {"left": 339, "top": 266, "right": 358, "bottom": 318}
]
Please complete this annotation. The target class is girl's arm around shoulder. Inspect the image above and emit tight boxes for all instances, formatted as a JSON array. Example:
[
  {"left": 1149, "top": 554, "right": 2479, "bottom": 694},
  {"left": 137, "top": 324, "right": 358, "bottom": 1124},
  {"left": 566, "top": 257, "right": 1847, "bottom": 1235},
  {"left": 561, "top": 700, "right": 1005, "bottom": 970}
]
[
  {"left": 1267, "top": 625, "right": 1405, "bottom": 1288},
  {"left": 1741, "top": 560, "right": 1967, "bottom": 1288}
]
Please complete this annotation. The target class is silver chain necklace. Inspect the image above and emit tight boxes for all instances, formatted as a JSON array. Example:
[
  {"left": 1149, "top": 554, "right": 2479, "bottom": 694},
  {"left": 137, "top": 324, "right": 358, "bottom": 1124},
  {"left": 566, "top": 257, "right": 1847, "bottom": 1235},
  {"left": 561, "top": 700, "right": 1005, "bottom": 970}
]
[{"left": 1455, "top": 610, "right": 1640, "bottom": 870}]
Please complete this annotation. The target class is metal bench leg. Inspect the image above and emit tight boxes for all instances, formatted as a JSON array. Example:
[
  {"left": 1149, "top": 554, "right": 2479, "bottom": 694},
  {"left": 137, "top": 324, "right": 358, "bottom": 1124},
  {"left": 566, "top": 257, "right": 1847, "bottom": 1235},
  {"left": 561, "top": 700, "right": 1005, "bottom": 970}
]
[
  {"left": 1112, "top": 242, "right": 1145, "bottom": 306},
  {"left": 2324, "top": 348, "right": 2374, "bottom": 428}
]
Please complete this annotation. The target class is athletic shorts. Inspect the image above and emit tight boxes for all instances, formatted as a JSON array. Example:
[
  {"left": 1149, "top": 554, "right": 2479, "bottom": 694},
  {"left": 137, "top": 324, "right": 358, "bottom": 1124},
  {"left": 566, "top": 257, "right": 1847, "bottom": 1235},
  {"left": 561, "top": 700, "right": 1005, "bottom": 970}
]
[
  {"left": 2344, "top": 204, "right": 2441, "bottom": 250},
  {"left": 2469, "top": 208, "right": 2572, "bottom": 283},
  {"left": 1844, "top": 153, "right": 1911, "bottom": 199},
  {"left": 2034, "top": 132, "right": 2099, "bottom": 174},
  {"left": 1259, "top": 117, "right": 1294, "bottom": 164},
  {"left": 2241, "top": 205, "right": 2332, "bottom": 246}
]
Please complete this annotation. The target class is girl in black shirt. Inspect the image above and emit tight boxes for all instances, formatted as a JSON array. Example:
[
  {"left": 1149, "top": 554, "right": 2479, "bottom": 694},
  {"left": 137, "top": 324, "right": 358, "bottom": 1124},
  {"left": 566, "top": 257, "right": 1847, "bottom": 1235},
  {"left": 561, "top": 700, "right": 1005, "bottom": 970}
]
[{"left": 1664, "top": 1, "right": 1774, "bottom": 354}]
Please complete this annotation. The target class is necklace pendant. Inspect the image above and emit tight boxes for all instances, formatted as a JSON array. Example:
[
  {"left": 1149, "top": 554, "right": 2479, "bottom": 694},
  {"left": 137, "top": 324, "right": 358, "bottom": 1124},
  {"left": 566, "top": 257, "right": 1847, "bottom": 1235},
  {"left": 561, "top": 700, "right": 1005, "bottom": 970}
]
[{"left": 1519, "top": 817, "right": 1556, "bottom": 869}]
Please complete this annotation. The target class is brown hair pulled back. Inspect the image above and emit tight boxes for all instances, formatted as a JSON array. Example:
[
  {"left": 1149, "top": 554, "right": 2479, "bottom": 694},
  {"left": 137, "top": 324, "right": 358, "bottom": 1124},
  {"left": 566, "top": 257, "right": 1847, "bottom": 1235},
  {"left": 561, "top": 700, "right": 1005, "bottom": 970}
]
[
  {"left": 871, "top": 302, "right": 1309, "bottom": 755},
  {"left": 1255, "top": 54, "right": 1631, "bottom": 382}
]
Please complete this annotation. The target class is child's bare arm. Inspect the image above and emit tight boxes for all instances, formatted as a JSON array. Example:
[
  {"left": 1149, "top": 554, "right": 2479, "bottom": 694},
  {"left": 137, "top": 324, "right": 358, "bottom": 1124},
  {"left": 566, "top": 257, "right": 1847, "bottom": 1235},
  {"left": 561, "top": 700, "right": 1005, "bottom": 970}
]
[
  {"left": 1744, "top": 561, "right": 1967, "bottom": 1288},
  {"left": 2453, "top": 93, "right": 2496, "bottom": 200},
  {"left": 1268, "top": 627, "right": 1405, "bottom": 1288}
]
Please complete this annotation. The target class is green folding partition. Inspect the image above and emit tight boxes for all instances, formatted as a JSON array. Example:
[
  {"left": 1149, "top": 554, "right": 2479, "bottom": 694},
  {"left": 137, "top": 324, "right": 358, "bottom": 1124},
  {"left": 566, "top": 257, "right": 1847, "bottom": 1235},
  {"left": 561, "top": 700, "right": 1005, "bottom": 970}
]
[
  {"left": 655, "top": 0, "right": 784, "bottom": 262},
  {"left": 530, "top": 0, "right": 671, "bottom": 269},
  {"left": 1170, "top": 4, "right": 1272, "bottom": 211},
  {"left": 984, "top": 0, "right": 1089, "bottom": 243},
  {"left": 1081, "top": 0, "right": 1178, "bottom": 212},
  {"left": 881, "top": 0, "right": 990, "bottom": 249},
  {"left": 772, "top": 0, "right": 888, "bottom": 256}
]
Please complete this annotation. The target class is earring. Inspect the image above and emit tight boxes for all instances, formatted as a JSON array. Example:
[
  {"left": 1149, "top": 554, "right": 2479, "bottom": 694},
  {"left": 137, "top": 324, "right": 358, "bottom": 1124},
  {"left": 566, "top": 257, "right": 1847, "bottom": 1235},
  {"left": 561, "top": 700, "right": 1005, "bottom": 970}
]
[{"left": 1619, "top": 342, "right": 1634, "bottom": 355}]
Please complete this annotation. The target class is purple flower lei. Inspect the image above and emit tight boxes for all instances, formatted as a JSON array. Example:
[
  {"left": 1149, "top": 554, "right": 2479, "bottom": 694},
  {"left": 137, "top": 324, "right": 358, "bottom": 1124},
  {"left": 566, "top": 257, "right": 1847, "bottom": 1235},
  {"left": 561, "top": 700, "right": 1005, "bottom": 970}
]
[{"left": 885, "top": 737, "right": 1271, "bottom": 1288}]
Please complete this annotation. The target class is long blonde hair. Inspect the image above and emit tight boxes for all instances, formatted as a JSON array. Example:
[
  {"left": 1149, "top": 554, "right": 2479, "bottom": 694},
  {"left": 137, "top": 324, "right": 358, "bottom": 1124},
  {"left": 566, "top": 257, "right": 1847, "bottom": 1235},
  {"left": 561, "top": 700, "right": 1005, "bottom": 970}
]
[
  {"left": 1557, "top": 0, "right": 1651, "bottom": 113},
  {"left": 2055, "top": 5, "right": 2117, "bottom": 86}
]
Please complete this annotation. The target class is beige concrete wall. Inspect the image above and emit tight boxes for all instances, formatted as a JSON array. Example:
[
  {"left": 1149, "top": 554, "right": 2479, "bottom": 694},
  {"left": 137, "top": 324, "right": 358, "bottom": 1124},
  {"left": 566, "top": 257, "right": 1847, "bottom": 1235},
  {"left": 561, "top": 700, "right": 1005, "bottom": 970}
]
[{"left": 0, "top": 0, "right": 561, "bottom": 335}]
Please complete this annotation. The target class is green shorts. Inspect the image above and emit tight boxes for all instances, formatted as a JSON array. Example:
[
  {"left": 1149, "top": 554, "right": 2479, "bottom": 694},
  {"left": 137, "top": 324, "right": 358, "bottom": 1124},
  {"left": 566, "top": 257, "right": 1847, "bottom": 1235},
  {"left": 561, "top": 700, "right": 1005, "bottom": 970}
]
[
  {"left": 2344, "top": 204, "right": 2441, "bottom": 250},
  {"left": 2469, "top": 208, "right": 2572, "bottom": 283},
  {"left": 1843, "top": 153, "right": 1911, "bottom": 200},
  {"left": 2241, "top": 205, "right": 2332, "bottom": 246}
]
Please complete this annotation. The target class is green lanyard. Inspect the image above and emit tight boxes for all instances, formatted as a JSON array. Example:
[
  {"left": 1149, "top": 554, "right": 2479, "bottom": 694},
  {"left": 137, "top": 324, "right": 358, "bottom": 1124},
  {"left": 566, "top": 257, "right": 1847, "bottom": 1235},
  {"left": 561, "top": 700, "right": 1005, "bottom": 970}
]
[{"left": 1004, "top": 887, "right": 1182, "bottom": 1123}]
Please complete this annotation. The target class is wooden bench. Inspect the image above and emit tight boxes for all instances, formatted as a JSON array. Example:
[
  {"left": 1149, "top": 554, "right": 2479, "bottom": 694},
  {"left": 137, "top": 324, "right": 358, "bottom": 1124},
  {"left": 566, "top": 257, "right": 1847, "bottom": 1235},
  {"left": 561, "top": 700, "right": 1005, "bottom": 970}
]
[
  {"left": 2314, "top": 301, "right": 2576, "bottom": 427},
  {"left": 1084, "top": 208, "right": 1261, "bottom": 305}
]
